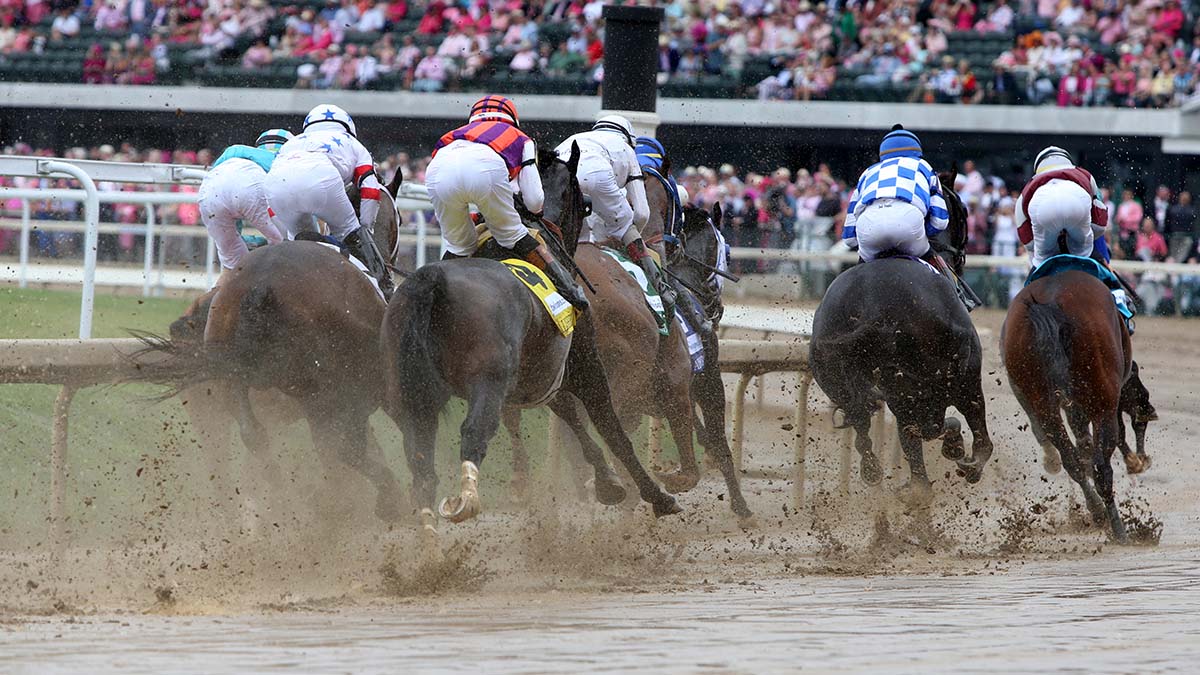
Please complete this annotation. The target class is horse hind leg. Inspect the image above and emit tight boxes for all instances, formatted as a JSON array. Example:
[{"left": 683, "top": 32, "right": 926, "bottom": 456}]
[
  {"left": 655, "top": 383, "right": 702, "bottom": 494},
  {"left": 952, "top": 379, "right": 995, "bottom": 484},
  {"left": 894, "top": 417, "right": 933, "bottom": 507},
  {"left": 1042, "top": 408, "right": 1108, "bottom": 526},
  {"left": 548, "top": 394, "right": 627, "bottom": 506},
  {"left": 440, "top": 377, "right": 507, "bottom": 523},
  {"left": 502, "top": 408, "right": 531, "bottom": 503},
  {"left": 1094, "top": 415, "right": 1130, "bottom": 544}
]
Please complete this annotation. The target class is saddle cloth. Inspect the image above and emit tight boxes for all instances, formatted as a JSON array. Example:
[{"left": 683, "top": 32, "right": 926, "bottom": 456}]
[
  {"left": 600, "top": 246, "right": 669, "bottom": 335},
  {"left": 675, "top": 297, "right": 705, "bottom": 373},
  {"left": 1025, "top": 253, "right": 1120, "bottom": 289},
  {"left": 501, "top": 258, "right": 577, "bottom": 337}
]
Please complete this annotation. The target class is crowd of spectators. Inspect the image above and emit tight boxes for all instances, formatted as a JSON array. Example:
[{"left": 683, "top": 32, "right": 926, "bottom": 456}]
[
  {"left": 3, "top": 141, "right": 1199, "bottom": 313},
  {"left": 1, "top": 0, "right": 1199, "bottom": 107}
]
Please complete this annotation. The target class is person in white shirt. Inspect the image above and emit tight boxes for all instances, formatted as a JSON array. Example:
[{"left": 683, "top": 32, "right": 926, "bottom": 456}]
[
  {"left": 555, "top": 114, "right": 675, "bottom": 312},
  {"left": 265, "top": 104, "right": 393, "bottom": 296}
]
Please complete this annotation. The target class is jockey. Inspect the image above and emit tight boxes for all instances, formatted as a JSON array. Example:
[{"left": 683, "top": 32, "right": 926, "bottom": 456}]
[
  {"left": 843, "top": 124, "right": 978, "bottom": 310},
  {"left": 633, "top": 134, "right": 713, "bottom": 334},
  {"left": 556, "top": 115, "right": 677, "bottom": 315},
  {"left": 427, "top": 95, "right": 588, "bottom": 309},
  {"left": 264, "top": 104, "right": 393, "bottom": 298},
  {"left": 198, "top": 128, "right": 293, "bottom": 279},
  {"left": 1015, "top": 146, "right": 1134, "bottom": 328}
]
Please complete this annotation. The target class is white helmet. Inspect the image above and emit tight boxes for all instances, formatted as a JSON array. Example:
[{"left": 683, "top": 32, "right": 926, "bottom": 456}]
[
  {"left": 303, "top": 104, "right": 357, "bottom": 137},
  {"left": 593, "top": 114, "right": 635, "bottom": 147},
  {"left": 1034, "top": 146, "right": 1074, "bottom": 174}
]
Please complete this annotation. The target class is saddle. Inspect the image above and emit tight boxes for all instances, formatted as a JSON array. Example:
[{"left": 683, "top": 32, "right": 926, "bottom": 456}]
[
  {"left": 1025, "top": 254, "right": 1121, "bottom": 290},
  {"left": 292, "top": 231, "right": 384, "bottom": 300}
]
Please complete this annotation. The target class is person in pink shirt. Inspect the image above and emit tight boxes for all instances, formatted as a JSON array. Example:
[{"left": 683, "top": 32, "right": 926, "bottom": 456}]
[
  {"left": 1135, "top": 216, "right": 1169, "bottom": 261},
  {"left": 1153, "top": 0, "right": 1184, "bottom": 39},
  {"left": 1115, "top": 189, "right": 1144, "bottom": 241}
]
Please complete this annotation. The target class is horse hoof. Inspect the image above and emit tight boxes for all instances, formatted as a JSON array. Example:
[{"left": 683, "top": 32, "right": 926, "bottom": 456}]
[
  {"left": 437, "top": 494, "right": 481, "bottom": 523},
  {"left": 897, "top": 481, "right": 933, "bottom": 508},
  {"left": 656, "top": 469, "right": 700, "bottom": 494},
  {"left": 593, "top": 475, "right": 628, "bottom": 506},
  {"left": 955, "top": 459, "right": 985, "bottom": 485},
  {"left": 1140, "top": 455, "right": 1153, "bottom": 472},
  {"left": 736, "top": 513, "right": 759, "bottom": 530},
  {"left": 651, "top": 495, "right": 683, "bottom": 518},
  {"left": 1042, "top": 445, "right": 1062, "bottom": 474},
  {"left": 1124, "top": 454, "right": 1145, "bottom": 475},
  {"left": 860, "top": 453, "right": 883, "bottom": 486},
  {"left": 940, "top": 419, "right": 965, "bottom": 460}
]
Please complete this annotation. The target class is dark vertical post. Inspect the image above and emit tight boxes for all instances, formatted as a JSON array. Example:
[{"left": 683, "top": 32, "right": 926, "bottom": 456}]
[{"left": 600, "top": 5, "right": 664, "bottom": 136}]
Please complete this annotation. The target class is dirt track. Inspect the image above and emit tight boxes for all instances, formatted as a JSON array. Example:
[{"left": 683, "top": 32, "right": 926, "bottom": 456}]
[{"left": 1, "top": 307, "right": 1198, "bottom": 672}]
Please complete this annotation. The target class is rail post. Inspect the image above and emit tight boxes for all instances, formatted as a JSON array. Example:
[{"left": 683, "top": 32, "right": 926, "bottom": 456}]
[
  {"left": 792, "top": 371, "right": 812, "bottom": 510},
  {"left": 18, "top": 198, "right": 30, "bottom": 288},
  {"left": 37, "top": 161, "right": 99, "bottom": 339},
  {"left": 142, "top": 203, "right": 156, "bottom": 297}
]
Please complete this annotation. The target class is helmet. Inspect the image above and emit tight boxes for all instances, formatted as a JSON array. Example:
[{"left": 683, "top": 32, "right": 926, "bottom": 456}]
[
  {"left": 255, "top": 128, "right": 294, "bottom": 153},
  {"left": 879, "top": 124, "right": 922, "bottom": 159},
  {"left": 469, "top": 95, "right": 519, "bottom": 126},
  {"left": 634, "top": 135, "right": 666, "bottom": 160},
  {"left": 593, "top": 114, "right": 635, "bottom": 147},
  {"left": 1034, "top": 146, "right": 1075, "bottom": 174},
  {"left": 303, "top": 104, "right": 356, "bottom": 137}
]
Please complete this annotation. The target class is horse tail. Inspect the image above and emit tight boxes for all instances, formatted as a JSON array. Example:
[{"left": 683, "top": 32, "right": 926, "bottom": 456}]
[
  {"left": 391, "top": 264, "right": 448, "bottom": 416},
  {"left": 812, "top": 320, "right": 885, "bottom": 430},
  {"left": 128, "top": 285, "right": 279, "bottom": 396},
  {"left": 1025, "top": 300, "right": 1074, "bottom": 401}
]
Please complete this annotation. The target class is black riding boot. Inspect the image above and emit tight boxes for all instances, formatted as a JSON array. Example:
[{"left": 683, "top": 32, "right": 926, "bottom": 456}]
[
  {"left": 513, "top": 234, "right": 589, "bottom": 311},
  {"left": 919, "top": 249, "right": 981, "bottom": 312},
  {"left": 671, "top": 276, "right": 713, "bottom": 335},
  {"left": 628, "top": 238, "right": 678, "bottom": 318},
  {"left": 344, "top": 229, "right": 394, "bottom": 300},
  {"left": 442, "top": 250, "right": 467, "bottom": 261}
]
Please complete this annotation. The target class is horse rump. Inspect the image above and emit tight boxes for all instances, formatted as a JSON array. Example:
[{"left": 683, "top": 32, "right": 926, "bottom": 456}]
[{"left": 383, "top": 264, "right": 450, "bottom": 419}]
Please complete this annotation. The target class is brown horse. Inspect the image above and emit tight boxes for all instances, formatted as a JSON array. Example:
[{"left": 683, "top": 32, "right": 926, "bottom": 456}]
[
  {"left": 381, "top": 144, "right": 682, "bottom": 528},
  {"left": 1002, "top": 268, "right": 1132, "bottom": 542},
  {"left": 142, "top": 176, "right": 406, "bottom": 523},
  {"left": 1117, "top": 361, "right": 1156, "bottom": 475}
]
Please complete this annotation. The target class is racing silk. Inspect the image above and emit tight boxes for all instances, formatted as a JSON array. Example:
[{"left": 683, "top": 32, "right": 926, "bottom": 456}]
[
  {"left": 1014, "top": 166, "right": 1107, "bottom": 246},
  {"left": 213, "top": 144, "right": 276, "bottom": 173},
  {"left": 275, "top": 129, "right": 383, "bottom": 201},
  {"left": 556, "top": 130, "right": 649, "bottom": 229},
  {"left": 634, "top": 138, "right": 683, "bottom": 240},
  {"left": 842, "top": 156, "right": 950, "bottom": 247},
  {"left": 433, "top": 120, "right": 531, "bottom": 180}
]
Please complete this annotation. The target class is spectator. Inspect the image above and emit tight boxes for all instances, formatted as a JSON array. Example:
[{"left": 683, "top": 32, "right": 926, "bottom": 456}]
[
  {"left": 547, "top": 40, "right": 584, "bottom": 76},
  {"left": 357, "top": 2, "right": 386, "bottom": 32},
  {"left": 1152, "top": 185, "right": 1172, "bottom": 228},
  {"left": 83, "top": 43, "right": 107, "bottom": 83},
  {"left": 412, "top": 45, "right": 446, "bottom": 91},
  {"left": 509, "top": 40, "right": 537, "bottom": 73},
  {"left": 985, "top": 62, "right": 1018, "bottom": 104},
  {"left": 242, "top": 38, "right": 272, "bottom": 69},
  {"left": 50, "top": 7, "right": 81, "bottom": 40},
  {"left": 95, "top": 1, "right": 127, "bottom": 32},
  {"left": 1165, "top": 191, "right": 1196, "bottom": 261},
  {"left": 1136, "top": 215, "right": 1169, "bottom": 261}
]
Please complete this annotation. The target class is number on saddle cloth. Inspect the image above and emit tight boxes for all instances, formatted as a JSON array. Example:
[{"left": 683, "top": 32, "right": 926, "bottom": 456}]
[{"left": 501, "top": 259, "right": 577, "bottom": 337}]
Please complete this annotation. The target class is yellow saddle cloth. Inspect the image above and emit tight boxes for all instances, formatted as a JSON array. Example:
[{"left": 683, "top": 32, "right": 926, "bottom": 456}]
[{"left": 501, "top": 259, "right": 578, "bottom": 337}]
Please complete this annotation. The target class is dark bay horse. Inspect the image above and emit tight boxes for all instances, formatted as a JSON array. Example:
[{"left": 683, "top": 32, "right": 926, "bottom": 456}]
[
  {"left": 142, "top": 176, "right": 406, "bottom": 523},
  {"left": 381, "top": 143, "right": 681, "bottom": 527},
  {"left": 1001, "top": 268, "right": 1134, "bottom": 541},
  {"left": 809, "top": 170, "right": 993, "bottom": 505}
]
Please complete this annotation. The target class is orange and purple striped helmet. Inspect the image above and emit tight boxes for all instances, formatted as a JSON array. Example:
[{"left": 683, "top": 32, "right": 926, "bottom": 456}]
[{"left": 469, "top": 96, "right": 520, "bottom": 127}]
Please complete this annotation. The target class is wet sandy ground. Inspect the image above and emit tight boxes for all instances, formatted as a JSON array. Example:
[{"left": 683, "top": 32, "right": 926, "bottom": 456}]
[{"left": 2, "top": 307, "right": 1199, "bottom": 672}]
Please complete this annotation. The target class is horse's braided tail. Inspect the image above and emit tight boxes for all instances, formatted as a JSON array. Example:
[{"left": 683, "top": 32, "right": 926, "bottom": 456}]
[
  {"left": 1025, "top": 300, "right": 1074, "bottom": 402},
  {"left": 393, "top": 264, "right": 448, "bottom": 418}
]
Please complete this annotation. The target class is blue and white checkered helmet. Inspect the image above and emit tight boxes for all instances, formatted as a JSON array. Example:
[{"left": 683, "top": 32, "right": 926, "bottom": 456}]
[
  {"left": 255, "top": 128, "right": 293, "bottom": 153},
  {"left": 303, "top": 104, "right": 356, "bottom": 137}
]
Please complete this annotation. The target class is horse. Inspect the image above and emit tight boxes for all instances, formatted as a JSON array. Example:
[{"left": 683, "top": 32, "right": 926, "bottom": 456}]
[
  {"left": 139, "top": 173, "right": 406, "bottom": 524},
  {"left": 1117, "top": 361, "right": 1156, "bottom": 474},
  {"left": 1001, "top": 256, "right": 1135, "bottom": 541},
  {"left": 381, "top": 143, "right": 682, "bottom": 529},
  {"left": 502, "top": 179, "right": 753, "bottom": 519},
  {"left": 809, "top": 169, "right": 994, "bottom": 505}
]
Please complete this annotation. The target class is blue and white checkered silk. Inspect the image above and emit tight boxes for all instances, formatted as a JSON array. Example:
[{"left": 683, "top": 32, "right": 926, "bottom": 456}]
[{"left": 845, "top": 156, "right": 950, "bottom": 241}]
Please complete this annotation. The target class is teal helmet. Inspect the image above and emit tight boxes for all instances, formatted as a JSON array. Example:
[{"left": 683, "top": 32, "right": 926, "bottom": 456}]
[{"left": 256, "top": 128, "right": 294, "bottom": 153}]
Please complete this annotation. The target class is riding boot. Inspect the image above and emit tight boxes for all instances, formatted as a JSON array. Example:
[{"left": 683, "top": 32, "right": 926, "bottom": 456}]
[
  {"left": 513, "top": 234, "right": 589, "bottom": 311},
  {"left": 441, "top": 250, "right": 468, "bottom": 261},
  {"left": 343, "top": 228, "right": 394, "bottom": 300},
  {"left": 627, "top": 238, "right": 678, "bottom": 319},
  {"left": 919, "top": 249, "right": 981, "bottom": 312},
  {"left": 670, "top": 276, "right": 713, "bottom": 335}
]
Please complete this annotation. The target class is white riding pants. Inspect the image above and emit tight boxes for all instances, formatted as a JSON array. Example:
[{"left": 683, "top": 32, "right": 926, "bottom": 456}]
[
  {"left": 577, "top": 154, "right": 634, "bottom": 244},
  {"left": 1027, "top": 178, "right": 1094, "bottom": 268},
  {"left": 264, "top": 153, "right": 360, "bottom": 239},
  {"left": 855, "top": 198, "right": 929, "bottom": 261},
  {"left": 197, "top": 158, "right": 283, "bottom": 269},
  {"left": 426, "top": 140, "right": 528, "bottom": 256}
]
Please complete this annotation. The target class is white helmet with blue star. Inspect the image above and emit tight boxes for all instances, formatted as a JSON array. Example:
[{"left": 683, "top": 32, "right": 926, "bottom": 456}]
[
  {"left": 303, "top": 104, "right": 356, "bottom": 137},
  {"left": 255, "top": 128, "right": 294, "bottom": 153}
]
